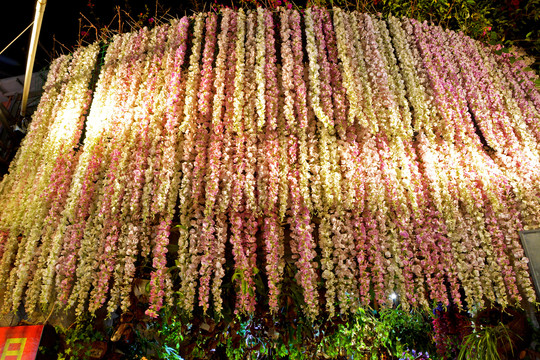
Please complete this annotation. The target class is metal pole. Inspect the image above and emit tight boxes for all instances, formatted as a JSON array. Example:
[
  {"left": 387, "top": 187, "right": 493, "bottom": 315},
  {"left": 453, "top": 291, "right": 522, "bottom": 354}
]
[{"left": 20, "top": 0, "right": 47, "bottom": 117}]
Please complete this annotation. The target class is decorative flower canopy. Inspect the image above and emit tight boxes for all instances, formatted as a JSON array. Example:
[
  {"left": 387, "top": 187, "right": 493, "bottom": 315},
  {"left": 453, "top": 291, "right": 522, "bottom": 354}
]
[{"left": 0, "top": 7, "right": 538, "bottom": 322}]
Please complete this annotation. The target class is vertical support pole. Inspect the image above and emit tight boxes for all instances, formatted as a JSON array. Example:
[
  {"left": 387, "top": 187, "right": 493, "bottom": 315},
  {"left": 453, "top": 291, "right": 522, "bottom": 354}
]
[{"left": 20, "top": 0, "right": 47, "bottom": 117}]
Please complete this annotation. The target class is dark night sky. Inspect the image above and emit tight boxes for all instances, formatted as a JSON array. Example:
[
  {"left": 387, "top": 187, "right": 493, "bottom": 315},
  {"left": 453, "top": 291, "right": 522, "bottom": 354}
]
[
  {"left": 1, "top": 0, "right": 87, "bottom": 78},
  {"left": 0, "top": 0, "right": 204, "bottom": 79}
]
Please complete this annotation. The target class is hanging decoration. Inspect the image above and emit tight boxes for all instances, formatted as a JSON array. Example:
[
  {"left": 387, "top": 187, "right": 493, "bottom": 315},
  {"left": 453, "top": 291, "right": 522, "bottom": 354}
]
[{"left": 0, "top": 7, "right": 539, "bottom": 321}]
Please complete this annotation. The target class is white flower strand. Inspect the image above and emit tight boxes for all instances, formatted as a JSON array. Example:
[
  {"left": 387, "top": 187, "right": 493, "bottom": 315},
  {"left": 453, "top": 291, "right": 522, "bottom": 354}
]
[
  {"left": 255, "top": 8, "right": 267, "bottom": 132},
  {"left": 304, "top": 8, "right": 332, "bottom": 129},
  {"left": 278, "top": 9, "right": 292, "bottom": 222},
  {"left": 333, "top": 8, "right": 364, "bottom": 127},
  {"left": 374, "top": 17, "right": 413, "bottom": 138},
  {"left": 177, "top": 13, "right": 205, "bottom": 314},
  {"left": 231, "top": 9, "right": 247, "bottom": 136},
  {"left": 387, "top": 16, "right": 433, "bottom": 138},
  {"left": 305, "top": 8, "right": 333, "bottom": 212},
  {"left": 289, "top": 10, "right": 311, "bottom": 213},
  {"left": 343, "top": 11, "right": 378, "bottom": 134},
  {"left": 204, "top": 9, "right": 231, "bottom": 315},
  {"left": 244, "top": 11, "right": 258, "bottom": 214}
]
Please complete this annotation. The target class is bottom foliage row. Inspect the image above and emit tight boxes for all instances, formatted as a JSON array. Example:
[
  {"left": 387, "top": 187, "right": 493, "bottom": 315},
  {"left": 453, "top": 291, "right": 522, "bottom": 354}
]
[{"left": 27, "top": 297, "right": 540, "bottom": 360}]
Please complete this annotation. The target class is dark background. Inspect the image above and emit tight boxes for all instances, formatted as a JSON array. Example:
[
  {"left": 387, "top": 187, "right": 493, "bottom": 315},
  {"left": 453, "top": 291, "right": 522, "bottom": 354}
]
[
  {"left": 1, "top": 0, "right": 84, "bottom": 78},
  {"left": 0, "top": 0, "right": 209, "bottom": 79},
  {"left": 1, "top": 0, "right": 537, "bottom": 80}
]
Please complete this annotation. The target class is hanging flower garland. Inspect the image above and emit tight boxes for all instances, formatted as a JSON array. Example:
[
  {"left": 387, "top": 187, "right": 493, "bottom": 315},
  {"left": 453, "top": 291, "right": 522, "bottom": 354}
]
[
  {"left": 195, "top": 12, "right": 219, "bottom": 315},
  {"left": 32, "top": 35, "right": 125, "bottom": 314},
  {"left": 241, "top": 10, "right": 260, "bottom": 314},
  {"left": 176, "top": 12, "right": 206, "bottom": 316},
  {"left": 228, "top": 9, "right": 260, "bottom": 314},
  {"left": 0, "top": 55, "right": 71, "bottom": 294},
  {"left": 2, "top": 43, "right": 99, "bottom": 314},
  {"left": 259, "top": 7, "right": 285, "bottom": 314},
  {"left": 0, "top": 7, "right": 538, "bottom": 322},
  {"left": 390, "top": 16, "right": 466, "bottom": 308},
  {"left": 201, "top": 9, "right": 231, "bottom": 316}
]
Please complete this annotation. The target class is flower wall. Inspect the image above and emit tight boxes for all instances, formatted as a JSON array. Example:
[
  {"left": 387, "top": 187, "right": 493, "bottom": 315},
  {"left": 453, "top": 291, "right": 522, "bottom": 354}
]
[{"left": 0, "top": 7, "right": 539, "bottom": 321}]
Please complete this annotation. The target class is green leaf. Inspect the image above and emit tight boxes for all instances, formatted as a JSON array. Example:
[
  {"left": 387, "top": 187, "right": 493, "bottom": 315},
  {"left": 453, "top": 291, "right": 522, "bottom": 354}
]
[{"left": 231, "top": 269, "right": 243, "bottom": 283}]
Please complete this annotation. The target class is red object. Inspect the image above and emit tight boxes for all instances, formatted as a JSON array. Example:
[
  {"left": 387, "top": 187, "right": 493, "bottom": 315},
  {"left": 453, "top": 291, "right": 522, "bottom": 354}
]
[{"left": 0, "top": 325, "right": 44, "bottom": 360}]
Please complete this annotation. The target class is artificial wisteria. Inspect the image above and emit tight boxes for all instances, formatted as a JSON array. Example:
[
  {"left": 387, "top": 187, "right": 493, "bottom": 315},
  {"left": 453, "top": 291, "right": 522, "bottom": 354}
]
[{"left": 0, "top": 8, "right": 539, "bottom": 321}]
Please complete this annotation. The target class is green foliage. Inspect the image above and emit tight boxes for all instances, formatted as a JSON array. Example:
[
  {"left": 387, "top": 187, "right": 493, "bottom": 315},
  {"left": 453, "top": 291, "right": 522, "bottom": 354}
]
[
  {"left": 144, "top": 303, "right": 437, "bottom": 359},
  {"left": 318, "top": 306, "right": 436, "bottom": 359},
  {"left": 457, "top": 322, "right": 515, "bottom": 360},
  {"left": 52, "top": 303, "right": 530, "bottom": 360},
  {"left": 380, "top": 306, "right": 436, "bottom": 355},
  {"left": 56, "top": 314, "right": 104, "bottom": 360},
  {"left": 319, "top": 308, "right": 390, "bottom": 359}
]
